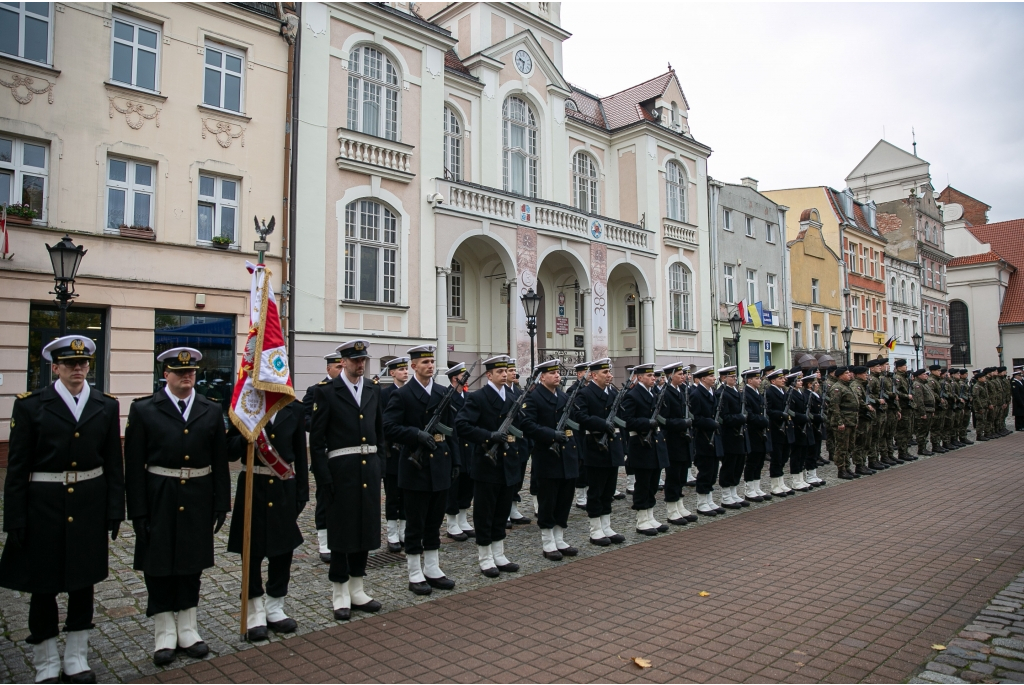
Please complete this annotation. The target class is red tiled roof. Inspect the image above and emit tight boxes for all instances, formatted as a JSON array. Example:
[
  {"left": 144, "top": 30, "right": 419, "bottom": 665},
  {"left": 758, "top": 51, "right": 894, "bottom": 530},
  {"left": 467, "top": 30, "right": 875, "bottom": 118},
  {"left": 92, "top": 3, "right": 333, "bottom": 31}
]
[
  {"left": 824, "top": 187, "right": 882, "bottom": 240},
  {"left": 947, "top": 251, "right": 1004, "bottom": 267},
  {"left": 444, "top": 49, "right": 472, "bottom": 75},
  {"left": 567, "top": 71, "right": 684, "bottom": 131},
  {"left": 566, "top": 86, "right": 606, "bottom": 128},
  {"left": 966, "top": 219, "right": 1024, "bottom": 324}
]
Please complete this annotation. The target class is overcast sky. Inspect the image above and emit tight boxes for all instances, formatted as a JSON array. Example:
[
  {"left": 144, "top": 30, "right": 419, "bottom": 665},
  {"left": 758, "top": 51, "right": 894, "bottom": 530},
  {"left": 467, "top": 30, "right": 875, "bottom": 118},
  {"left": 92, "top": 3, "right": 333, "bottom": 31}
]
[{"left": 561, "top": 2, "right": 1024, "bottom": 222}]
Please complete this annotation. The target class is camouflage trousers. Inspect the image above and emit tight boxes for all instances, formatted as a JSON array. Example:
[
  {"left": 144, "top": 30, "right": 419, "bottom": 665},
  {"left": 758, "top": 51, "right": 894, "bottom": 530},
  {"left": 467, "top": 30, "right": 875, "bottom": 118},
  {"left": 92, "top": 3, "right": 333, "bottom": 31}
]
[
  {"left": 915, "top": 413, "right": 932, "bottom": 449},
  {"left": 895, "top": 413, "right": 914, "bottom": 453},
  {"left": 854, "top": 420, "right": 872, "bottom": 466},
  {"left": 871, "top": 410, "right": 891, "bottom": 461},
  {"left": 830, "top": 424, "right": 856, "bottom": 471}
]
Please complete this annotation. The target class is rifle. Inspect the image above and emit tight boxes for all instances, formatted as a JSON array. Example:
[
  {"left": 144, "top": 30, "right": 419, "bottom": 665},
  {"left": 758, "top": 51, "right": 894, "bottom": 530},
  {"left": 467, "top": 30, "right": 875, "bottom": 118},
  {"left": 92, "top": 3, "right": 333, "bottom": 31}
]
[
  {"left": 641, "top": 379, "right": 672, "bottom": 447},
  {"left": 549, "top": 373, "right": 586, "bottom": 456},
  {"left": 683, "top": 381, "right": 696, "bottom": 459},
  {"left": 758, "top": 379, "right": 774, "bottom": 451},
  {"left": 781, "top": 384, "right": 796, "bottom": 443},
  {"left": 596, "top": 371, "right": 637, "bottom": 452},
  {"left": 484, "top": 373, "right": 536, "bottom": 466},
  {"left": 407, "top": 362, "right": 477, "bottom": 469},
  {"left": 711, "top": 385, "right": 726, "bottom": 457}
]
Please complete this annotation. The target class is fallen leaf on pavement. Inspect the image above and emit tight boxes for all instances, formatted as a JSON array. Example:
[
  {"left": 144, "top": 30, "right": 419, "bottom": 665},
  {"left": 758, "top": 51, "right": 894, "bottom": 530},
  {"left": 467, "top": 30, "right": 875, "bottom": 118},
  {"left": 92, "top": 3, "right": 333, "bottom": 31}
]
[
  {"left": 633, "top": 657, "right": 652, "bottom": 669},
  {"left": 698, "top": 591, "right": 710, "bottom": 597},
  {"left": 932, "top": 644, "right": 946, "bottom": 651}
]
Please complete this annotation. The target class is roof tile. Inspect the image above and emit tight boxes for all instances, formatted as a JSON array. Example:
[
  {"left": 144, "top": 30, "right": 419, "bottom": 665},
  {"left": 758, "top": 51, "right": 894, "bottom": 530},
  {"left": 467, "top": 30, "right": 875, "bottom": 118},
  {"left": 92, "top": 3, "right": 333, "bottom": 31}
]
[
  {"left": 965, "top": 219, "right": 1024, "bottom": 324},
  {"left": 947, "top": 251, "right": 1004, "bottom": 267}
]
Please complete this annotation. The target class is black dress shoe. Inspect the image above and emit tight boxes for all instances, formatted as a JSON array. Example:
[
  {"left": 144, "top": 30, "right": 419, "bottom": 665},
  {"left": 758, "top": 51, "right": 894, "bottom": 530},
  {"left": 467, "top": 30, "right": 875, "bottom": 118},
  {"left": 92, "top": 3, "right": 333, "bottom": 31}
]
[
  {"left": 319, "top": 552, "right": 332, "bottom": 563},
  {"left": 334, "top": 607, "right": 351, "bottom": 620},
  {"left": 543, "top": 549, "right": 564, "bottom": 560},
  {"left": 39, "top": 678, "right": 59, "bottom": 684},
  {"left": 738, "top": 498, "right": 751, "bottom": 507},
  {"left": 838, "top": 469, "right": 856, "bottom": 480},
  {"left": 636, "top": 527, "right": 658, "bottom": 536},
  {"left": 510, "top": 516, "right": 531, "bottom": 525},
  {"left": 178, "top": 641, "right": 209, "bottom": 658},
  {"left": 496, "top": 561, "right": 520, "bottom": 573},
  {"left": 684, "top": 514, "right": 698, "bottom": 522},
  {"left": 247, "top": 625, "right": 269, "bottom": 642},
  {"left": 589, "top": 536, "right": 611, "bottom": 546},
  {"left": 668, "top": 517, "right": 689, "bottom": 525},
  {"left": 480, "top": 567, "right": 500, "bottom": 578},
  {"left": 607, "top": 532, "right": 626, "bottom": 543},
  {"left": 558, "top": 545, "right": 578, "bottom": 556},
  {"left": 760, "top": 493, "right": 773, "bottom": 501},
  {"left": 613, "top": 491, "right": 626, "bottom": 500},
  {"left": 505, "top": 520, "right": 512, "bottom": 529},
  {"left": 352, "top": 598, "right": 382, "bottom": 613},
  {"left": 809, "top": 479, "right": 825, "bottom": 487},
  {"left": 409, "top": 580, "right": 432, "bottom": 595},
  {"left": 61, "top": 669, "right": 97, "bottom": 684},
  {"left": 268, "top": 617, "right": 297, "bottom": 633},
  {"left": 855, "top": 465, "right": 875, "bottom": 476},
  {"left": 686, "top": 480, "right": 697, "bottom": 487},
  {"left": 745, "top": 495, "right": 763, "bottom": 503},
  {"left": 656, "top": 522, "right": 669, "bottom": 532},
  {"left": 426, "top": 575, "right": 456, "bottom": 590},
  {"left": 387, "top": 541, "right": 403, "bottom": 553},
  {"left": 816, "top": 458, "right": 828, "bottom": 466},
  {"left": 626, "top": 488, "right": 634, "bottom": 495},
  {"left": 153, "top": 649, "right": 176, "bottom": 667},
  {"left": 721, "top": 501, "right": 742, "bottom": 510},
  {"left": 462, "top": 527, "right": 475, "bottom": 537},
  {"left": 697, "top": 508, "right": 718, "bottom": 516},
  {"left": 868, "top": 461, "right": 887, "bottom": 470},
  {"left": 446, "top": 531, "right": 469, "bottom": 542}
]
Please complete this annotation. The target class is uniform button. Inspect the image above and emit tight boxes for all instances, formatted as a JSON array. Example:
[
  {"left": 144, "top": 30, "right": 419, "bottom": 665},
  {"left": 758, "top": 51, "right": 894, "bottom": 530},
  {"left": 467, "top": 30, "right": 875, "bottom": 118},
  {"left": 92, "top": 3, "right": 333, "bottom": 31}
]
[
  {"left": 180, "top": 480, "right": 186, "bottom": 485},
  {"left": 184, "top": 456, "right": 190, "bottom": 461},
  {"left": 70, "top": 462, "right": 77, "bottom": 467},
  {"left": 67, "top": 516, "right": 73, "bottom": 523},
  {"left": 362, "top": 483, "right": 367, "bottom": 488},
  {"left": 179, "top": 506, "right": 185, "bottom": 512},
  {"left": 184, "top": 429, "right": 189, "bottom": 434},
  {"left": 361, "top": 460, "right": 366, "bottom": 465},
  {"left": 67, "top": 487, "right": 74, "bottom": 493},
  {"left": 270, "top": 434, "right": 275, "bottom": 439},
  {"left": 268, "top": 478, "right": 274, "bottom": 484},
  {"left": 74, "top": 432, "right": 80, "bottom": 438},
  {"left": 361, "top": 437, "right": 366, "bottom": 443},
  {"left": 268, "top": 502, "right": 273, "bottom": 507},
  {"left": 359, "top": 414, "right": 364, "bottom": 419}
]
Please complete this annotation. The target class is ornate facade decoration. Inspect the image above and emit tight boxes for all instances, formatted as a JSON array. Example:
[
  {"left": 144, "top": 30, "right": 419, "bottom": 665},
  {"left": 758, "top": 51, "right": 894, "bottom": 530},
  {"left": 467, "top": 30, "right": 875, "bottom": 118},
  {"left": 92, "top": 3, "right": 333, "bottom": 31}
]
[
  {"left": 108, "top": 97, "right": 160, "bottom": 129},
  {"left": 201, "top": 118, "right": 245, "bottom": 148},
  {"left": 0, "top": 72, "right": 54, "bottom": 105}
]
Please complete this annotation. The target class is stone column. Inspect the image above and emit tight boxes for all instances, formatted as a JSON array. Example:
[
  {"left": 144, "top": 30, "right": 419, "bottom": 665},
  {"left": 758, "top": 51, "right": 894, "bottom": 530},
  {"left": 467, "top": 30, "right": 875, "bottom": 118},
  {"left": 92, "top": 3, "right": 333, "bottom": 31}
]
[
  {"left": 642, "top": 297, "right": 655, "bottom": 363},
  {"left": 582, "top": 288, "right": 593, "bottom": 360},
  {"left": 435, "top": 266, "right": 450, "bottom": 372}
]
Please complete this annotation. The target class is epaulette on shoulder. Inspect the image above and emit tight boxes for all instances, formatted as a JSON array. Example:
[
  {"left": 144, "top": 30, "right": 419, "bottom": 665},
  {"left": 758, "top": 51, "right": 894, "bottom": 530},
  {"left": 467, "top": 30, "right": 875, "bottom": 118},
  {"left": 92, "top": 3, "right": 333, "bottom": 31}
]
[
  {"left": 16, "top": 390, "right": 36, "bottom": 400},
  {"left": 318, "top": 380, "right": 328, "bottom": 385},
  {"left": 104, "top": 392, "right": 118, "bottom": 400}
]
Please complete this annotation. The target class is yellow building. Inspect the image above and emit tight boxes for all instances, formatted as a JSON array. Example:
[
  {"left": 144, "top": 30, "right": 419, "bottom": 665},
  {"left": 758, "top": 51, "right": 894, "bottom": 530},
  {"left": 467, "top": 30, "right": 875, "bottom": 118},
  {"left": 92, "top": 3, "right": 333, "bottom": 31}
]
[{"left": 786, "top": 209, "right": 844, "bottom": 365}]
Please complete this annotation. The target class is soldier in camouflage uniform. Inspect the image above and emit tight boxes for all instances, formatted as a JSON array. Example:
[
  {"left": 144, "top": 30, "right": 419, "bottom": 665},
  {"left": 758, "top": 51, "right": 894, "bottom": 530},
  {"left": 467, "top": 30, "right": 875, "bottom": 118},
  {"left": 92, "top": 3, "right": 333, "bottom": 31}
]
[
  {"left": 912, "top": 368, "right": 935, "bottom": 455},
  {"left": 997, "top": 367, "right": 1011, "bottom": 436},
  {"left": 925, "top": 365, "right": 948, "bottom": 452},
  {"left": 867, "top": 360, "right": 890, "bottom": 469},
  {"left": 893, "top": 360, "right": 916, "bottom": 461},
  {"left": 880, "top": 359, "right": 901, "bottom": 464},
  {"left": 850, "top": 366, "right": 877, "bottom": 475},
  {"left": 950, "top": 369, "right": 968, "bottom": 447},
  {"left": 822, "top": 367, "right": 836, "bottom": 462},
  {"left": 827, "top": 367, "right": 861, "bottom": 480},
  {"left": 939, "top": 368, "right": 958, "bottom": 450},
  {"left": 974, "top": 369, "right": 994, "bottom": 440},
  {"left": 959, "top": 369, "right": 975, "bottom": 444}
]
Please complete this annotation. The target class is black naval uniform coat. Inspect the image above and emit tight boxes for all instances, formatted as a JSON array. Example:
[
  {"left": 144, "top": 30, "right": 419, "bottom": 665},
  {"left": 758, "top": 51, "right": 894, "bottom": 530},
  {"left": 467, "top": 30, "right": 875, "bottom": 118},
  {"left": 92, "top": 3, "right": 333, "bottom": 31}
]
[
  {"left": 689, "top": 383, "right": 719, "bottom": 459},
  {"left": 455, "top": 384, "right": 520, "bottom": 486},
  {"left": 124, "top": 391, "right": 231, "bottom": 576},
  {"left": 661, "top": 383, "right": 693, "bottom": 464},
  {"left": 0, "top": 384, "right": 124, "bottom": 594},
  {"left": 574, "top": 382, "right": 626, "bottom": 468},
  {"left": 520, "top": 384, "right": 580, "bottom": 480},
  {"left": 380, "top": 382, "right": 403, "bottom": 477},
  {"left": 301, "top": 378, "right": 328, "bottom": 432},
  {"left": 790, "top": 390, "right": 814, "bottom": 446},
  {"left": 309, "top": 375, "right": 383, "bottom": 553},
  {"left": 716, "top": 386, "right": 749, "bottom": 455},
  {"left": 743, "top": 387, "right": 771, "bottom": 454},
  {"left": 449, "top": 389, "right": 468, "bottom": 476},
  {"left": 621, "top": 384, "right": 669, "bottom": 470},
  {"left": 766, "top": 385, "right": 794, "bottom": 445},
  {"left": 383, "top": 380, "right": 458, "bottom": 492},
  {"left": 225, "top": 400, "right": 308, "bottom": 559}
]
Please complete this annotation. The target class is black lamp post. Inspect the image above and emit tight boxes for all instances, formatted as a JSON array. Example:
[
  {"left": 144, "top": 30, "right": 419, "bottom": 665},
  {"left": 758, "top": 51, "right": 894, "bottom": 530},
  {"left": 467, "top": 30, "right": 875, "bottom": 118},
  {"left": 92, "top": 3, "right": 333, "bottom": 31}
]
[
  {"left": 841, "top": 326, "right": 853, "bottom": 365},
  {"left": 997, "top": 344, "right": 1003, "bottom": 367},
  {"left": 45, "top": 235, "right": 87, "bottom": 337},
  {"left": 729, "top": 312, "right": 742, "bottom": 367},
  {"left": 958, "top": 340, "right": 968, "bottom": 365},
  {"left": 912, "top": 332, "right": 923, "bottom": 369},
  {"left": 521, "top": 288, "right": 542, "bottom": 372}
]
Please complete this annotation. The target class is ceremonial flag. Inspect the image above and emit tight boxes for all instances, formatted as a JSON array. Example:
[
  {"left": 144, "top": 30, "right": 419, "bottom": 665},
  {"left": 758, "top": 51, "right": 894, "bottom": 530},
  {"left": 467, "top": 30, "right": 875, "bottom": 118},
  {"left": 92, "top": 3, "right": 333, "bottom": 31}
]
[
  {"left": 737, "top": 300, "right": 748, "bottom": 324},
  {"left": 0, "top": 205, "right": 10, "bottom": 258},
  {"left": 229, "top": 261, "right": 294, "bottom": 441},
  {"left": 750, "top": 302, "right": 764, "bottom": 329},
  {"left": 884, "top": 335, "right": 897, "bottom": 351}
]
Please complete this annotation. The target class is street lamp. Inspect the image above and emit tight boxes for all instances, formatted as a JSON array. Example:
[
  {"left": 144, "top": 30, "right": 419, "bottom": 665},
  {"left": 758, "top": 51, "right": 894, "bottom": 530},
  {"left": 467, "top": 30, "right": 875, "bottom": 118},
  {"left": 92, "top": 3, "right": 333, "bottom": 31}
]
[
  {"left": 996, "top": 344, "right": 1003, "bottom": 366},
  {"left": 841, "top": 326, "right": 853, "bottom": 365},
  {"left": 912, "top": 332, "right": 923, "bottom": 369},
  {"left": 45, "top": 235, "right": 87, "bottom": 337},
  {"left": 521, "top": 288, "right": 542, "bottom": 372},
  {"left": 958, "top": 340, "right": 968, "bottom": 365},
  {"left": 729, "top": 313, "right": 742, "bottom": 367}
]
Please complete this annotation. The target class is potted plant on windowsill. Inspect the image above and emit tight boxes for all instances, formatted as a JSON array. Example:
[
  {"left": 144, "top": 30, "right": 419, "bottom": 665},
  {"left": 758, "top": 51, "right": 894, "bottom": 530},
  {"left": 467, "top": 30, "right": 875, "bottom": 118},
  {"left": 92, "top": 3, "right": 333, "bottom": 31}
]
[
  {"left": 3, "top": 203, "right": 38, "bottom": 225},
  {"left": 211, "top": 235, "right": 232, "bottom": 249},
  {"left": 118, "top": 223, "right": 156, "bottom": 240}
]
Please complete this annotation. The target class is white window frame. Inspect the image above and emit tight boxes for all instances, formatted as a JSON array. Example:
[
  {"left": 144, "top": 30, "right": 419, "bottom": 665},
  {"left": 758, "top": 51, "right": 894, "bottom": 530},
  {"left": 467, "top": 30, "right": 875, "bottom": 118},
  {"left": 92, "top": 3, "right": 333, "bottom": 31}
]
[
  {"left": 203, "top": 40, "right": 246, "bottom": 113},
  {"left": 110, "top": 12, "right": 162, "bottom": 93},
  {"left": 723, "top": 264, "right": 735, "bottom": 304},
  {"left": 448, "top": 258, "right": 462, "bottom": 319},
  {"left": 746, "top": 268, "right": 757, "bottom": 304},
  {"left": 794, "top": 321, "right": 803, "bottom": 348},
  {"left": 573, "top": 151, "right": 598, "bottom": 214},
  {"left": 847, "top": 241, "right": 857, "bottom": 272},
  {"left": 574, "top": 290, "right": 585, "bottom": 329},
  {"left": 443, "top": 106, "right": 462, "bottom": 181},
  {"left": 745, "top": 216, "right": 754, "bottom": 238},
  {"left": 851, "top": 295, "right": 860, "bottom": 329},
  {"left": 723, "top": 209, "right": 732, "bottom": 232},
  {"left": 858, "top": 245, "right": 866, "bottom": 274},
  {"left": 766, "top": 222, "right": 775, "bottom": 243},
  {"left": 502, "top": 95, "right": 538, "bottom": 198},
  {"left": 665, "top": 161, "right": 687, "bottom": 222},
  {"left": 830, "top": 326, "right": 838, "bottom": 350},
  {"left": 0, "top": 135, "right": 48, "bottom": 222},
  {"left": 347, "top": 45, "right": 401, "bottom": 141},
  {"left": 344, "top": 199, "right": 399, "bottom": 304},
  {"left": 197, "top": 174, "right": 239, "bottom": 246},
  {"left": 105, "top": 157, "right": 154, "bottom": 232},
  {"left": 0, "top": 2, "right": 52, "bottom": 65},
  {"left": 812, "top": 323, "right": 821, "bottom": 349},
  {"left": 668, "top": 262, "right": 692, "bottom": 331},
  {"left": 811, "top": 278, "right": 819, "bottom": 305},
  {"left": 767, "top": 273, "right": 778, "bottom": 310}
]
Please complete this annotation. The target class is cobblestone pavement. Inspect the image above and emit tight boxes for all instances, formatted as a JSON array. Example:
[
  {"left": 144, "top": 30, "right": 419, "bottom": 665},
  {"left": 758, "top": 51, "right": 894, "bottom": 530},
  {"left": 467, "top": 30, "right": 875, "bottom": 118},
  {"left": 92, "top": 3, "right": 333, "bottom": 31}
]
[
  {"left": 909, "top": 568, "right": 1024, "bottom": 685},
  {"left": 0, "top": 423, "right": 1015, "bottom": 683}
]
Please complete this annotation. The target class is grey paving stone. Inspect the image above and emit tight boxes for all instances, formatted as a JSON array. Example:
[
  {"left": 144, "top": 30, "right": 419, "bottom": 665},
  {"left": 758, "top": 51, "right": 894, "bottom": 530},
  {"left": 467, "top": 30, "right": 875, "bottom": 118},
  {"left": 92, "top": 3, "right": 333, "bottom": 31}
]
[
  {"left": 947, "top": 647, "right": 992, "bottom": 662},
  {"left": 995, "top": 639, "right": 1024, "bottom": 652},
  {"left": 990, "top": 657, "right": 1024, "bottom": 671},
  {"left": 927, "top": 662, "right": 959, "bottom": 676},
  {"left": 917, "top": 670, "right": 969, "bottom": 684},
  {"left": 936, "top": 655, "right": 971, "bottom": 668},
  {"left": 971, "top": 662, "right": 997, "bottom": 675},
  {"left": 994, "top": 648, "right": 1024, "bottom": 660}
]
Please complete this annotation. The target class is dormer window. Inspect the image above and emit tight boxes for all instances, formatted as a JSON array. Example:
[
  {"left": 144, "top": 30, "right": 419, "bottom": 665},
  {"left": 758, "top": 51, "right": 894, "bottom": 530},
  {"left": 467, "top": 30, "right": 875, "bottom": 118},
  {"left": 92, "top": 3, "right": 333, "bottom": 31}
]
[{"left": 564, "top": 99, "right": 578, "bottom": 113}]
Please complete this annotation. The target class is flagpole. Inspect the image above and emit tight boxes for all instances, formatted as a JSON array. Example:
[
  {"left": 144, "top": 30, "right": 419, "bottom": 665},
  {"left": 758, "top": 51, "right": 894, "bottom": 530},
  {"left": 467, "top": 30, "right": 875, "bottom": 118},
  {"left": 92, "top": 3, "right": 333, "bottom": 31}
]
[{"left": 239, "top": 440, "right": 255, "bottom": 639}]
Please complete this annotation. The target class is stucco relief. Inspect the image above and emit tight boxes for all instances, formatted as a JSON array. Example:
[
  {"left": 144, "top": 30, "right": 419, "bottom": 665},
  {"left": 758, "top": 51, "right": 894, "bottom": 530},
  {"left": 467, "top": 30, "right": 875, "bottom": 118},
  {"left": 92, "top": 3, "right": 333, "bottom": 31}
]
[
  {"left": 1, "top": 72, "right": 53, "bottom": 105},
  {"left": 591, "top": 242, "right": 608, "bottom": 360},
  {"left": 201, "top": 118, "right": 245, "bottom": 148},
  {"left": 516, "top": 226, "right": 538, "bottom": 371},
  {"left": 108, "top": 97, "right": 160, "bottom": 129}
]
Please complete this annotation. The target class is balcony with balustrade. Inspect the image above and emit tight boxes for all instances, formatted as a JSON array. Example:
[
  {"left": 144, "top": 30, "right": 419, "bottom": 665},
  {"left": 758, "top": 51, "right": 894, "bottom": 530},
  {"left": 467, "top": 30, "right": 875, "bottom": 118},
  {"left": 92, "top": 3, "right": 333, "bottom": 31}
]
[{"left": 337, "top": 128, "right": 415, "bottom": 183}]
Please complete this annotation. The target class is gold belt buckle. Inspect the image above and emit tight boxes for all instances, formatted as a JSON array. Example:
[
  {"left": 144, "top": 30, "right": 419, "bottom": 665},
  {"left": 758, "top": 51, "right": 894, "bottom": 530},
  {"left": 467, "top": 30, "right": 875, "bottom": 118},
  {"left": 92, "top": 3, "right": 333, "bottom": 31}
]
[
  {"left": 433, "top": 434, "right": 443, "bottom": 442},
  {"left": 565, "top": 429, "right": 573, "bottom": 437},
  {"left": 507, "top": 435, "right": 516, "bottom": 443}
]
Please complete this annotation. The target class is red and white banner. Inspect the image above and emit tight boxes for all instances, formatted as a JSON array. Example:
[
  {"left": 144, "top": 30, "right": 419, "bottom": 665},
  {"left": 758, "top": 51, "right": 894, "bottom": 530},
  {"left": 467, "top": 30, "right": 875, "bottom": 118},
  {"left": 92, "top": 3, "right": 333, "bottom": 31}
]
[
  {"left": 1, "top": 205, "right": 10, "bottom": 257},
  {"left": 229, "top": 262, "right": 294, "bottom": 441}
]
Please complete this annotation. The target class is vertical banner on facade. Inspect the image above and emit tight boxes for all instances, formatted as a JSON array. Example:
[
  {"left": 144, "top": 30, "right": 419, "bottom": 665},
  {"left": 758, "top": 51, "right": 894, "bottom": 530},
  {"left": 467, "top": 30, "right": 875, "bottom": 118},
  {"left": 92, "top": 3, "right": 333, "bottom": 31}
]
[
  {"left": 516, "top": 226, "right": 538, "bottom": 373},
  {"left": 591, "top": 242, "right": 608, "bottom": 360}
]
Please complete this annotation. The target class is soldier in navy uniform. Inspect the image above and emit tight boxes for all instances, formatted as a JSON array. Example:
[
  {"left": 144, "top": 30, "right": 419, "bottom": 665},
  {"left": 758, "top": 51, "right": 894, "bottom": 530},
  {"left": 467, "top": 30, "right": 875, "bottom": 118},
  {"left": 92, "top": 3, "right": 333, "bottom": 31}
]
[
  {"left": 456, "top": 356, "right": 522, "bottom": 577},
  {"left": 506, "top": 369, "right": 532, "bottom": 525},
  {"left": 715, "top": 367, "right": 750, "bottom": 510},
  {"left": 226, "top": 397, "right": 308, "bottom": 641},
  {"left": 379, "top": 357, "right": 409, "bottom": 553},
  {"left": 787, "top": 375, "right": 814, "bottom": 492},
  {"left": 689, "top": 366, "right": 725, "bottom": 516},
  {"left": 765, "top": 370, "right": 796, "bottom": 497},
  {"left": 573, "top": 358, "right": 627, "bottom": 545},
  {"left": 521, "top": 360, "right": 579, "bottom": 560},
  {"left": 621, "top": 364, "right": 670, "bottom": 534},
  {"left": 571, "top": 362, "right": 590, "bottom": 509},
  {"left": 301, "top": 352, "right": 343, "bottom": 563},
  {"left": 124, "top": 347, "right": 230, "bottom": 666},
  {"left": 309, "top": 340, "right": 383, "bottom": 621},
  {"left": 383, "top": 346, "right": 459, "bottom": 595},
  {"left": 741, "top": 369, "right": 771, "bottom": 502},
  {"left": 1, "top": 336, "right": 123, "bottom": 684},
  {"left": 443, "top": 363, "right": 475, "bottom": 541},
  {"left": 660, "top": 362, "right": 696, "bottom": 525}
]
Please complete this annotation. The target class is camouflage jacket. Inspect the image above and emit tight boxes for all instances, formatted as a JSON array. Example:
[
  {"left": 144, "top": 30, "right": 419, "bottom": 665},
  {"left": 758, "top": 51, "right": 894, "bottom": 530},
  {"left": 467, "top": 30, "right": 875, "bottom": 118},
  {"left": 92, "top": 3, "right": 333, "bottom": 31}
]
[{"left": 826, "top": 379, "right": 859, "bottom": 428}]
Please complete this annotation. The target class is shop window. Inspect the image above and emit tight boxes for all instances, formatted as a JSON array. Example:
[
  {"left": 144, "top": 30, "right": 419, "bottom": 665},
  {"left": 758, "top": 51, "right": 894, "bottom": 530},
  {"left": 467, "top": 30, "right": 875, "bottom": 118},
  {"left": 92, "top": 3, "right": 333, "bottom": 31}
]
[
  {"left": 154, "top": 312, "right": 236, "bottom": 413},
  {"left": 28, "top": 304, "right": 106, "bottom": 392}
]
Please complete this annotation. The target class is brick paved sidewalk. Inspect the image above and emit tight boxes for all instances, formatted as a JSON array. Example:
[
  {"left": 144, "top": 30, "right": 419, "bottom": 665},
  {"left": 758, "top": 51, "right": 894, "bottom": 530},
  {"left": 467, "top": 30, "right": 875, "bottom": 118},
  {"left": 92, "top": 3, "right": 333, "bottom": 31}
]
[{"left": 138, "top": 433, "right": 1024, "bottom": 684}]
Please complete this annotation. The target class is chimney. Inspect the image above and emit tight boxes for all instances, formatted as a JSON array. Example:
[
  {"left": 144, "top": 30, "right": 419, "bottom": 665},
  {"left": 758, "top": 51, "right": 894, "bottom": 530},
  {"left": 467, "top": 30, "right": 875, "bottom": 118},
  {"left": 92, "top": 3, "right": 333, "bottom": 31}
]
[{"left": 740, "top": 177, "right": 758, "bottom": 191}]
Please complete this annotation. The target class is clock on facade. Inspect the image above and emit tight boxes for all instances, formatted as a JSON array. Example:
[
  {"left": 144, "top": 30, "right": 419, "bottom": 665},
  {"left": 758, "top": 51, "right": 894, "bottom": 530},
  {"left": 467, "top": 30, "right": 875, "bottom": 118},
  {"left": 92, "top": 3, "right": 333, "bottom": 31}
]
[{"left": 514, "top": 50, "right": 533, "bottom": 74}]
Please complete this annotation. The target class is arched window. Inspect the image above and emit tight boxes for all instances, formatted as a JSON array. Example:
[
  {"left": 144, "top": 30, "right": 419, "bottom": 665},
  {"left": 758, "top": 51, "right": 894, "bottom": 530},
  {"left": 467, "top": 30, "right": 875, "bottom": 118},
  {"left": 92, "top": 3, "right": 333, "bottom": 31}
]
[
  {"left": 950, "top": 301, "right": 970, "bottom": 364},
  {"left": 890, "top": 276, "right": 897, "bottom": 301},
  {"left": 572, "top": 151, "right": 598, "bottom": 214},
  {"left": 443, "top": 106, "right": 462, "bottom": 181},
  {"left": 344, "top": 199, "right": 398, "bottom": 304},
  {"left": 668, "top": 263, "right": 692, "bottom": 331},
  {"left": 502, "top": 95, "right": 537, "bottom": 197},
  {"left": 910, "top": 281, "right": 917, "bottom": 306},
  {"left": 347, "top": 45, "right": 400, "bottom": 140},
  {"left": 900, "top": 279, "right": 907, "bottom": 304},
  {"left": 666, "top": 161, "right": 687, "bottom": 222},
  {"left": 670, "top": 101, "right": 679, "bottom": 127},
  {"left": 448, "top": 258, "right": 462, "bottom": 318}
]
